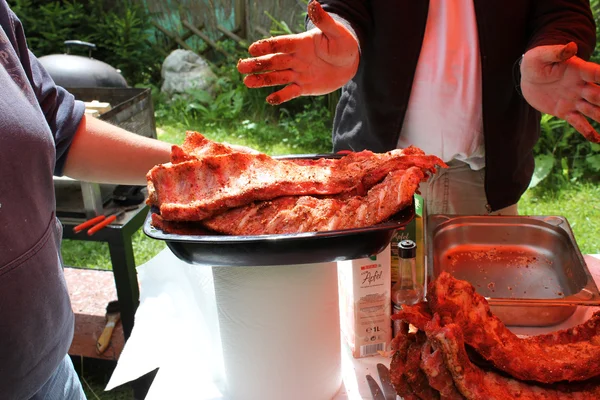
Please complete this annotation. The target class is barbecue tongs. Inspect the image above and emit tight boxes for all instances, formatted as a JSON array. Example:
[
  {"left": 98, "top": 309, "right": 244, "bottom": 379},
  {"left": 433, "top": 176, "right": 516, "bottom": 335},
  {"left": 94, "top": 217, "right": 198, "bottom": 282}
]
[{"left": 73, "top": 206, "right": 138, "bottom": 236}]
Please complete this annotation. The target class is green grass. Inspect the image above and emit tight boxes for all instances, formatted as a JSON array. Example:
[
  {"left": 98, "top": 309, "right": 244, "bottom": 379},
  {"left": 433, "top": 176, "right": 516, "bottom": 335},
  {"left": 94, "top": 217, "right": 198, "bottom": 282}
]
[
  {"left": 156, "top": 121, "right": 323, "bottom": 156},
  {"left": 518, "top": 182, "right": 600, "bottom": 254},
  {"left": 61, "top": 230, "right": 165, "bottom": 271},
  {"left": 72, "top": 357, "right": 133, "bottom": 400}
]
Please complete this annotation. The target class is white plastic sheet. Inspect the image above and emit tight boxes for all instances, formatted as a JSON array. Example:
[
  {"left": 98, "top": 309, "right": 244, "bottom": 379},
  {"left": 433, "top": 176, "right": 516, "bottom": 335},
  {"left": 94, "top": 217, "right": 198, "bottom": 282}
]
[
  {"left": 106, "top": 248, "right": 343, "bottom": 400},
  {"left": 106, "top": 248, "right": 224, "bottom": 399}
]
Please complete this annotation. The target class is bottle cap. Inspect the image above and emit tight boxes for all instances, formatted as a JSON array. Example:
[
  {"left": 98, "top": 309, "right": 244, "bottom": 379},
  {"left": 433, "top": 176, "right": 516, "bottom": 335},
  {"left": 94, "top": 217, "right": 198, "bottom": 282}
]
[{"left": 398, "top": 239, "right": 416, "bottom": 259}]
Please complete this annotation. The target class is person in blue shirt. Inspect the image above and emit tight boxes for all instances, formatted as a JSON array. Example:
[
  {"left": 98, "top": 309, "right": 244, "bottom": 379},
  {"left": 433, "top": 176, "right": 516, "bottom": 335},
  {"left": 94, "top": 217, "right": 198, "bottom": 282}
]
[{"left": 0, "top": 1, "right": 171, "bottom": 398}]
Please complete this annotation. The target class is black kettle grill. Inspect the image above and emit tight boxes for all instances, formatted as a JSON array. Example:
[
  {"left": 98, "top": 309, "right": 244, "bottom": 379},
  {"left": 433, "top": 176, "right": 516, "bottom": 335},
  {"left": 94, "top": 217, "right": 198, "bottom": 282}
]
[{"left": 39, "top": 40, "right": 128, "bottom": 88}]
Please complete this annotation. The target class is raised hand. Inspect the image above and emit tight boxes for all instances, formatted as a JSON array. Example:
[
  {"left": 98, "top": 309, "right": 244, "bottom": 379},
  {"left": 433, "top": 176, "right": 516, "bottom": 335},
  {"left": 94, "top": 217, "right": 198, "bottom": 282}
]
[
  {"left": 520, "top": 42, "right": 600, "bottom": 143},
  {"left": 236, "top": 1, "right": 359, "bottom": 105}
]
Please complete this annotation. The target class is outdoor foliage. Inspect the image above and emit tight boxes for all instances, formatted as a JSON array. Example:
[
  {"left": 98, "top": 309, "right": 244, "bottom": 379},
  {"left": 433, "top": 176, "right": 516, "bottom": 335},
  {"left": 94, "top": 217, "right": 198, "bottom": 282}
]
[
  {"left": 150, "top": 39, "right": 333, "bottom": 154},
  {"left": 530, "top": 0, "right": 600, "bottom": 189},
  {"left": 530, "top": 114, "right": 600, "bottom": 189},
  {"left": 264, "top": 0, "right": 308, "bottom": 35},
  {"left": 8, "top": 0, "right": 163, "bottom": 85}
]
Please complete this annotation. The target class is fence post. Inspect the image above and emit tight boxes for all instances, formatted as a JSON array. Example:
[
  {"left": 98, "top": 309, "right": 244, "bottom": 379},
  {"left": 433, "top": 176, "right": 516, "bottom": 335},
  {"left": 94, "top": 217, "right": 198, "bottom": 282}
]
[{"left": 234, "top": 0, "right": 247, "bottom": 38}]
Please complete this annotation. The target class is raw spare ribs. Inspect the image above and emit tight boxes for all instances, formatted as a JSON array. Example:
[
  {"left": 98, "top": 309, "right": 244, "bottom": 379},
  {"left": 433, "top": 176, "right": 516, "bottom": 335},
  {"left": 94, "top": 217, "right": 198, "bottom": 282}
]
[
  {"left": 388, "top": 273, "right": 600, "bottom": 400},
  {"left": 146, "top": 131, "right": 447, "bottom": 235}
]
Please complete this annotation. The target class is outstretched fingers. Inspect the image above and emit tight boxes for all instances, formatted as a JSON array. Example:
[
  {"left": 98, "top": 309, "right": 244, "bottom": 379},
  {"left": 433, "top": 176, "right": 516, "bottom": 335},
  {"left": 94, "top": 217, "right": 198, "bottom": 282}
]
[
  {"left": 576, "top": 100, "right": 600, "bottom": 124},
  {"left": 243, "top": 70, "right": 297, "bottom": 89},
  {"left": 266, "top": 84, "right": 303, "bottom": 105},
  {"left": 237, "top": 53, "right": 298, "bottom": 74},
  {"left": 247, "top": 34, "right": 307, "bottom": 57},
  {"left": 577, "top": 58, "right": 600, "bottom": 87},
  {"left": 564, "top": 111, "right": 600, "bottom": 143},
  {"left": 581, "top": 83, "right": 600, "bottom": 106}
]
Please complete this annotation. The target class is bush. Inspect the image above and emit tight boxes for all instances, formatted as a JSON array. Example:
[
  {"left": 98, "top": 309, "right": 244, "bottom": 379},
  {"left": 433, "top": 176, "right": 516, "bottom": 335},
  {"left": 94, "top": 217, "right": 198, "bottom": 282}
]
[
  {"left": 8, "top": 0, "right": 163, "bottom": 85},
  {"left": 530, "top": 115, "right": 600, "bottom": 189},
  {"left": 530, "top": 0, "right": 600, "bottom": 189},
  {"left": 149, "top": 38, "right": 333, "bottom": 153}
]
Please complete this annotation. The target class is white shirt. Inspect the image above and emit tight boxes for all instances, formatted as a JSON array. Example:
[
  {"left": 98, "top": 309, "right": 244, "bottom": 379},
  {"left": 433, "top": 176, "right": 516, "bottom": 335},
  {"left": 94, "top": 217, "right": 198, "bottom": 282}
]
[{"left": 397, "top": 0, "right": 485, "bottom": 170}]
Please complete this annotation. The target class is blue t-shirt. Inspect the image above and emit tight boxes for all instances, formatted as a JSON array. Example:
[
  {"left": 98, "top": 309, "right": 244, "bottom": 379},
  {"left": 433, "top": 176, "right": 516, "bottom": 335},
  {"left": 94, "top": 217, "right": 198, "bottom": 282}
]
[{"left": 0, "top": 0, "right": 85, "bottom": 398}]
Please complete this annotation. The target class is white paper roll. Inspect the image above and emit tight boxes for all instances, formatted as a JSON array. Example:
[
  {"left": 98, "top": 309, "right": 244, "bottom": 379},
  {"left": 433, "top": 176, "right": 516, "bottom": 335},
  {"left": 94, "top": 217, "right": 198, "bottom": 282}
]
[{"left": 212, "top": 262, "right": 342, "bottom": 400}]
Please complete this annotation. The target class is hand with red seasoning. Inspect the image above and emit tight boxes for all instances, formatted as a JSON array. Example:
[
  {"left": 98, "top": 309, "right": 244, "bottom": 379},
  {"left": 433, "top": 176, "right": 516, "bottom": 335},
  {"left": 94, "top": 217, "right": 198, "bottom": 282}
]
[
  {"left": 236, "top": 1, "right": 359, "bottom": 105},
  {"left": 521, "top": 42, "right": 600, "bottom": 143}
]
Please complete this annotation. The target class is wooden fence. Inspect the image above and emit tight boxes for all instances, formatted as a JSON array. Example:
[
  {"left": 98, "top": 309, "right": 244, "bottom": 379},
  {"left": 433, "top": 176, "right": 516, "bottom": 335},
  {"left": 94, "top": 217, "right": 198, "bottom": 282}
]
[{"left": 142, "top": 0, "right": 307, "bottom": 60}]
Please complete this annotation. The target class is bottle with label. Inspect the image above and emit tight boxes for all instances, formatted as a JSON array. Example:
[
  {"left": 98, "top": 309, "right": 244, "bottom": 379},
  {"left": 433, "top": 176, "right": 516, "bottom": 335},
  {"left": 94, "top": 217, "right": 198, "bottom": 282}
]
[
  {"left": 338, "top": 245, "right": 392, "bottom": 358},
  {"left": 391, "top": 240, "right": 423, "bottom": 337},
  {"left": 390, "top": 194, "right": 424, "bottom": 287}
]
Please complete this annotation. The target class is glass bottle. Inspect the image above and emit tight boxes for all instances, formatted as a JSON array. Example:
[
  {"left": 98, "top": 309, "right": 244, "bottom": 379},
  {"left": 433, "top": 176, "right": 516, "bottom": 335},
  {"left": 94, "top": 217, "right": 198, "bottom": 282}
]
[{"left": 391, "top": 240, "right": 423, "bottom": 337}]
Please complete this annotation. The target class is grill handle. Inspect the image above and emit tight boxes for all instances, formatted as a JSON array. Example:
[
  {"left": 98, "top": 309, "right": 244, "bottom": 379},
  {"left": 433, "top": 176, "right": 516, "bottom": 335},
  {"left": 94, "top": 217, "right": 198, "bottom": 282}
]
[{"left": 64, "top": 40, "right": 97, "bottom": 57}]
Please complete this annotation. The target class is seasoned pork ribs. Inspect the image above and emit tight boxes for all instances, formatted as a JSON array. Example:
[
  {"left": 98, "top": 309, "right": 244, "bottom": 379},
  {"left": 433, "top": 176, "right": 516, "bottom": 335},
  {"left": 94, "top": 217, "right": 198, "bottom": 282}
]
[
  {"left": 428, "top": 316, "right": 600, "bottom": 400},
  {"left": 202, "top": 167, "right": 425, "bottom": 235},
  {"left": 147, "top": 131, "right": 447, "bottom": 234},
  {"left": 428, "top": 271, "right": 600, "bottom": 383},
  {"left": 388, "top": 273, "right": 600, "bottom": 400}
]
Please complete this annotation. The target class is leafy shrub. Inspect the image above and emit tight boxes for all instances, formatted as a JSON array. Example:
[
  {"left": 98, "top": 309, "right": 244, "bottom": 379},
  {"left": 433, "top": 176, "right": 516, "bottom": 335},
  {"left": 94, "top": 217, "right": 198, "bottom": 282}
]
[
  {"left": 151, "top": 37, "right": 332, "bottom": 153},
  {"left": 277, "top": 99, "right": 333, "bottom": 152},
  {"left": 531, "top": 115, "right": 600, "bottom": 189},
  {"left": 9, "top": 0, "right": 90, "bottom": 55},
  {"left": 8, "top": 0, "right": 162, "bottom": 85},
  {"left": 89, "top": 1, "right": 162, "bottom": 85},
  {"left": 530, "top": 0, "right": 600, "bottom": 189}
]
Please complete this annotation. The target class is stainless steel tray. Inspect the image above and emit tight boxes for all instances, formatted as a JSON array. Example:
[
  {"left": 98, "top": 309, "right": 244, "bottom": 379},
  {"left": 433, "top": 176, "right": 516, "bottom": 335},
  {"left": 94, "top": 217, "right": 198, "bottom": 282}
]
[{"left": 426, "top": 215, "right": 600, "bottom": 326}]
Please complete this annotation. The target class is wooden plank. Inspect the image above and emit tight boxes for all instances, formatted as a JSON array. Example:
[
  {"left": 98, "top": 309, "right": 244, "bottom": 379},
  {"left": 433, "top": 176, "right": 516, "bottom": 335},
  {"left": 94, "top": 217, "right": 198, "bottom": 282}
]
[
  {"left": 151, "top": 21, "right": 195, "bottom": 52},
  {"left": 234, "top": 0, "right": 247, "bottom": 39},
  {"left": 64, "top": 267, "right": 125, "bottom": 360},
  {"left": 146, "top": 39, "right": 169, "bottom": 57},
  {"left": 182, "top": 23, "right": 204, "bottom": 41},
  {"left": 217, "top": 24, "right": 248, "bottom": 48},
  {"left": 181, "top": 20, "right": 230, "bottom": 58},
  {"left": 152, "top": 22, "right": 205, "bottom": 54},
  {"left": 254, "top": 25, "right": 271, "bottom": 38}
]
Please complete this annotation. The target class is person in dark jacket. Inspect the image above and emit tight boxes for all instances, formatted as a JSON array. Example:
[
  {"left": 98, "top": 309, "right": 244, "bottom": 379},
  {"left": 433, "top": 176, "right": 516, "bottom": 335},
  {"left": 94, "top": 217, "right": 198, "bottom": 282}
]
[
  {"left": 237, "top": 0, "right": 599, "bottom": 215},
  {"left": 0, "top": 0, "right": 172, "bottom": 398}
]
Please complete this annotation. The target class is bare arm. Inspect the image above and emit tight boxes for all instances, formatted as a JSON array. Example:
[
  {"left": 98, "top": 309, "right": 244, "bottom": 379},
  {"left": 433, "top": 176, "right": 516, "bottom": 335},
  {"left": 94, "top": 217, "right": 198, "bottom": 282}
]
[{"left": 62, "top": 115, "right": 172, "bottom": 185}]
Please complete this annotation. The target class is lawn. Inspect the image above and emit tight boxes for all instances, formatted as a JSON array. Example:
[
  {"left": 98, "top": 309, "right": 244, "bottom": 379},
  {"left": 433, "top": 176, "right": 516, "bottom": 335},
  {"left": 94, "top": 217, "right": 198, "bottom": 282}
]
[{"left": 519, "top": 183, "right": 600, "bottom": 254}]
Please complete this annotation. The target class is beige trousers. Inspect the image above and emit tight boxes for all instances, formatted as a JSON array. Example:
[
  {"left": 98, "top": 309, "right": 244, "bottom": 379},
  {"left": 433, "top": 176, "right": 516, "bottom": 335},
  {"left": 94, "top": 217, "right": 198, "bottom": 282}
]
[{"left": 419, "top": 160, "right": 519, "bottom": 216}]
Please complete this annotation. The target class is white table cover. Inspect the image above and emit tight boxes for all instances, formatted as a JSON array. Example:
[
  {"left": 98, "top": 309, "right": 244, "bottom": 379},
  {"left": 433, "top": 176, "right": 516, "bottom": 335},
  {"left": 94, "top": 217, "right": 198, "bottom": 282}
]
[{"left": 106, "top": 253, "right": 600, "bottom": 399}]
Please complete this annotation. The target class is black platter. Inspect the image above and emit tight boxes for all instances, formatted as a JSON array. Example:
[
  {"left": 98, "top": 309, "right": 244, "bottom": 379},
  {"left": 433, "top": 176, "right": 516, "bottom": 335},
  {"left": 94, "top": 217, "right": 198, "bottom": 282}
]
[
  {"left": 143, "top": 153, "right": 416, "bottom": 266},
  {"left": 143, "top": 203, "right": 414, "bottom": 266}
]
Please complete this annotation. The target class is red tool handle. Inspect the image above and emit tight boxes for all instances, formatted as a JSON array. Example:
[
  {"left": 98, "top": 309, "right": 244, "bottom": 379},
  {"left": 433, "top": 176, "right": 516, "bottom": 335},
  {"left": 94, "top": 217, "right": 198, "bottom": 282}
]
[
  {"left": 87, "top": 215, "right": 117, "bottom": 236},
  {"left": 73, "top": 215, "right": 106, "bottom": 233}
]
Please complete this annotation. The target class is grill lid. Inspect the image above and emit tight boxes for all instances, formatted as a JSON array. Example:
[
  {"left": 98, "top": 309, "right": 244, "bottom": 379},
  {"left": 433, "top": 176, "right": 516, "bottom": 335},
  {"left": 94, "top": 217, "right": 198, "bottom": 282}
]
[{"left": 39, "top": 40, "right": 128, "bottom": 88}]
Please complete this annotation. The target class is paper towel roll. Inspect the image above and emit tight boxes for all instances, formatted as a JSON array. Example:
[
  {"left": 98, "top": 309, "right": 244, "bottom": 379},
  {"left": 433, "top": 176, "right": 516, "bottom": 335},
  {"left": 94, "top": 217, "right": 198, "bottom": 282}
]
[{"left": 212, "top": 262, "right": 342, "bottom": 400}]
